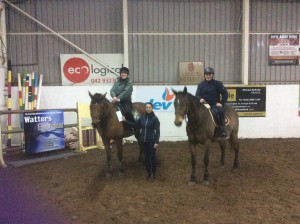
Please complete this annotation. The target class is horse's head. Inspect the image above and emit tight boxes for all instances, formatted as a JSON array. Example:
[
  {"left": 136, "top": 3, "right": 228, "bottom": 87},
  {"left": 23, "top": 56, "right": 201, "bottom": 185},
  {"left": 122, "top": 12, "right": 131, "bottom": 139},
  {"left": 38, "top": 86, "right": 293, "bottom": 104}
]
[
  {"left": 88, "top": 91, "right": 109, "bottom": 128},
  {"left": 172, "top": 87, "right": 189, "bottom": 127}
]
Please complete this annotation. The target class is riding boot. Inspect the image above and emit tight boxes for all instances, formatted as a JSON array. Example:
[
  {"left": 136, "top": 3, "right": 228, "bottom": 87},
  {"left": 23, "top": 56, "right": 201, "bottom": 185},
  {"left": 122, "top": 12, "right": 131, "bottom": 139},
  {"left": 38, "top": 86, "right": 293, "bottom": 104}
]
[
  {"left": 220, "top": 119, "right": 227, "bottom": 138},
  {"left": 125, "top": 112, "right": 135, "bottom": 136}
]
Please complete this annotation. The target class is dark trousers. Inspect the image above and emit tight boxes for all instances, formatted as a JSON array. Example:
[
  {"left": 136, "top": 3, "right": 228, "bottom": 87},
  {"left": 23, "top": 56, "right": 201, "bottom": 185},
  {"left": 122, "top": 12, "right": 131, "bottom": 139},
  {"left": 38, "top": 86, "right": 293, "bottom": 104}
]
[
  {"left": 211, "top": 106, "right": 225, "bottom": 126},
  {"left": 141, "top": 142, "right": 156, "bottom": 175},
  {"left": 120, "top": 100, "right": 134, "bottom": 122}
]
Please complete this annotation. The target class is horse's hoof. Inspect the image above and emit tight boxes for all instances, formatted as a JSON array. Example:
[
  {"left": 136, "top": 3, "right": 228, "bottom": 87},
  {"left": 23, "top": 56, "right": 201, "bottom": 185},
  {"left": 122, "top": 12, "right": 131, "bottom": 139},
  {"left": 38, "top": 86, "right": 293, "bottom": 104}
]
[
  {"left": 202, "top": 180, "right": 209, "bottom": 185},
  {"left": 188, "top": 181, "right": 196, "bottom": 186},
  {"left": 220, "top": 165, "right": 225, "bottom": 169},
  {"left": 106, "top": 172, "right": 112, "bottom": 178},
  {"left": 232, "top": 168, "right": 238, "bottom": 173}
]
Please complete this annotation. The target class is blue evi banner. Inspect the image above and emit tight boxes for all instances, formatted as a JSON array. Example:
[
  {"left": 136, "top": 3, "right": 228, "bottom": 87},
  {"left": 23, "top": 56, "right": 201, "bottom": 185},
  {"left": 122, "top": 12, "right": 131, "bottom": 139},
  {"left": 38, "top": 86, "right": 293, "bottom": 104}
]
[{"left": 24, "top": 110, "right": 65, "bottom": 154}]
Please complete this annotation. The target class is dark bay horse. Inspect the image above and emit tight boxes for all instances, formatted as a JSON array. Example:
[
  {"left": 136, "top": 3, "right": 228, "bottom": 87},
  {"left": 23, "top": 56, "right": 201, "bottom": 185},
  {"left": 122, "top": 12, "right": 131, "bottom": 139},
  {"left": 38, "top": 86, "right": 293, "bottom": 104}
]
[
  {"left": 172, "top": 87, "right": 239, "bottom": 185},
  {"left": 88, "top": 91, "right": 145, "bottom": 177}
]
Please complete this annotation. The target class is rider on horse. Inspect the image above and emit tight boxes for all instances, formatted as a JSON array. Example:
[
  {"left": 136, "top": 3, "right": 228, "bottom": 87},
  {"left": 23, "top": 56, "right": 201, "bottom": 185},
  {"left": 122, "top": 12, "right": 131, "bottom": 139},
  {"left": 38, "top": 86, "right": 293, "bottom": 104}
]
[
  {"left": 110, "top": 66, "right": 135, "bottom": 134},
  {"left": 195, "top": 67, "right": 228, "bottom": 138}
]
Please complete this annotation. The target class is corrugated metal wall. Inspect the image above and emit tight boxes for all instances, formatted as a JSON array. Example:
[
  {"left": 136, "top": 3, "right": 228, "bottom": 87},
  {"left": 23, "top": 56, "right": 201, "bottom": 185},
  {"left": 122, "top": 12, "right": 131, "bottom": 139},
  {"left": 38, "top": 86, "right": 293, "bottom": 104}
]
[
  {"left": 7, "top": 0, "right": 123, "bottom": 85},
  {"left": 5, "top": 0, "right": 300, "bottom": 85},
  {"left": 128, "top": 0, "right": 242, "bottom": 84},
  {"left": 250, "top": 0, "right": 300, "bottom": 84}
]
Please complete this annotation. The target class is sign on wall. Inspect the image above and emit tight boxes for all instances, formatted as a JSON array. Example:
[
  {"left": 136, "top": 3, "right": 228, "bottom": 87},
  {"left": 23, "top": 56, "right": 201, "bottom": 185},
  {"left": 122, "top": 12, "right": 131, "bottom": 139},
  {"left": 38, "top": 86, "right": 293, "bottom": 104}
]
[
  {"left": 179, "top": 62, "right": 204, "bottom": 85},
  {"left": 136, "top": 85, "right": 266, "bottom": 117},
  {"left": 60, "top": 54, "right": 124, "bottom": 85},
  {"left": 226, "top": 86, "right": 266, "bottom": 117},
  {"left": 268, "top": 34, "right": 300, "bottom": 65},
  {"left": 24, "top": 110, "right": 65, "bottom": 154},
  {"left": 136, "top": 86, "right": 175, "bottom": 112}
]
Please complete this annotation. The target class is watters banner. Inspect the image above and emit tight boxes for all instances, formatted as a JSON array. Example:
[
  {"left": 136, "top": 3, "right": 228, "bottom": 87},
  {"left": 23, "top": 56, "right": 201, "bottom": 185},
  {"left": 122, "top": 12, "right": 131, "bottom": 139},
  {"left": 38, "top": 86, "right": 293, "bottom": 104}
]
[
  {"left": 60, "top": 54, "right": 124, "bottom": 85},
  {"left": 24, "top": 110, "right": 65, "bottom": 154}
]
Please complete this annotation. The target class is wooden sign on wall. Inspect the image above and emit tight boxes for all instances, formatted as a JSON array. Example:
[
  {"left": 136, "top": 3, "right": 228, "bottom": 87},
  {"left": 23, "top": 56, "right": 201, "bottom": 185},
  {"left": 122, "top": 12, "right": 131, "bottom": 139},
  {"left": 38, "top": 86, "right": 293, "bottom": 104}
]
[{"left": 179, "top": 62, "right": 204, "bottom": 85}]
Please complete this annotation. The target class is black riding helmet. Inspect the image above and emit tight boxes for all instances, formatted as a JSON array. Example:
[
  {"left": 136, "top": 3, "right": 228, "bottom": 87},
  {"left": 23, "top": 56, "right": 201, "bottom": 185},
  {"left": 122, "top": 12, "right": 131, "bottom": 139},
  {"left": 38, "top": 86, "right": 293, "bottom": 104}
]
[
  {"left": 120, "top": 67, "right": 129, "bottom": 75},
  {"left": 204, "top": 67, "right": 214, "bottom": 75}
]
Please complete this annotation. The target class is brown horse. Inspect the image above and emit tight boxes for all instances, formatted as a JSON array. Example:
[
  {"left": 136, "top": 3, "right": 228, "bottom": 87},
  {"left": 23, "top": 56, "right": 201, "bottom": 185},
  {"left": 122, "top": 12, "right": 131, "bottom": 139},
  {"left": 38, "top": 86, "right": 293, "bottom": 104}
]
[
  {"left": 172, "top": 87, "right": 239, "bottom": 185},
  {"left": 88, "top": 91, "right": 145, "bottom": 177}
]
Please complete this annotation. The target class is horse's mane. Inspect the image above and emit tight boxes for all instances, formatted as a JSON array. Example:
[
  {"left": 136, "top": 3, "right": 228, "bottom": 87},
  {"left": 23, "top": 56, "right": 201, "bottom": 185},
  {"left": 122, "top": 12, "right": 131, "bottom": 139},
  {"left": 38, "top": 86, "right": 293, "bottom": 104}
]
[
  {"left": 177, "top": 91, "right": 202, "bottom": 107},
  {"left": 186, "top": 92, "right": 201, "bottom": 104},
  {"left": 92, "top": 93, "right": 111, "bottom": 104}
]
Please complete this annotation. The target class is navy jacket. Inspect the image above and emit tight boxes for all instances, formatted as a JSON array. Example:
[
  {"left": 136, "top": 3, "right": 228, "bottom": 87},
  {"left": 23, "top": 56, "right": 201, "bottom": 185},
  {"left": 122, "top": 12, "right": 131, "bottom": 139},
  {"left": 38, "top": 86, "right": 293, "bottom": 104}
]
[
  {"left": 126, "top": 111, "right": 160, "bottom": 144},
  {"left": 195, "top": 79, "right": 228, "bottom": 106}
]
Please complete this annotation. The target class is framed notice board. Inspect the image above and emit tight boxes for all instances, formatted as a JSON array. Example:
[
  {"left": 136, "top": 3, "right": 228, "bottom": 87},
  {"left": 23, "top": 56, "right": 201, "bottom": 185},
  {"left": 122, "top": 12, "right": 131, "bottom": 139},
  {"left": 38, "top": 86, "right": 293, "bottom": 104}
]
[
  {"left": 179, "top": 61, "right": 204, "bottom": 85},
  {"left": 226, "top": 86, "right": 266, "bottom": 117}
]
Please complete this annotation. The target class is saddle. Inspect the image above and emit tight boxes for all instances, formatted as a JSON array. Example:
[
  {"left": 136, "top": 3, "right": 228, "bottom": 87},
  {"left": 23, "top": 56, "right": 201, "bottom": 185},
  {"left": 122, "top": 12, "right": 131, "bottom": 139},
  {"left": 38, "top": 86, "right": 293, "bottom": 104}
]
[
  {"left": 203, "top": 104, "right": 229, "bottom": 127},
  {"left": 116, "top": 104, "right": 136, "bottom": 121}
]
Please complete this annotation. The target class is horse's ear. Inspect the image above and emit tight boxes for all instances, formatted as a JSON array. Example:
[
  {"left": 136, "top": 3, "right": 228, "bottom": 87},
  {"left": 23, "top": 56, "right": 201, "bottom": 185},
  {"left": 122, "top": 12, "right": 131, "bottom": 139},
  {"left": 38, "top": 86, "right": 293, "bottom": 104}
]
[
  {"left": 171, "top": 88, "right": 178, "bottom": 95},
  {"left": 104, "top": 92, "right": 107, "bottom": 98},
  {"left": 88, "top": 91, "right": 93, "bottom": 99},
  {"left": 183, "top": 86, "right": 187, "bottom": 95}
]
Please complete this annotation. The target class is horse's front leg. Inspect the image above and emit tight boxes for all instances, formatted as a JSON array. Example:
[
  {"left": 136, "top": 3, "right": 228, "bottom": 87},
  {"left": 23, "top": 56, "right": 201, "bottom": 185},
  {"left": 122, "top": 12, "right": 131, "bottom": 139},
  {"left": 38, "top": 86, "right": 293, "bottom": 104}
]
[
  {"left": 102, "top": 138, "right": 113, "bottom": 177},
  {"left": 189, "top": 143, "right": 197, "bottom": 184},
  {"left": 115, "top": 138, "right": 126, "bottom": 176},
  {"left": 203, "top": 143, "right": 211, "bottom": 185},
  {"left": 219, "top": 140, "right": 226, "bottom": 168}
]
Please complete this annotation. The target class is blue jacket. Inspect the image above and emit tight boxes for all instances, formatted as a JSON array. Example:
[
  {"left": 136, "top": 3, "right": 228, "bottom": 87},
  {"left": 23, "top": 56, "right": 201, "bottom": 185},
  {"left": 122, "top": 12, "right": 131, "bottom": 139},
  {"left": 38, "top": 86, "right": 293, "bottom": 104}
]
[
  {"left": 126, "top": 111, "right": 160, "bottom": 144},
  {"left": 195, "top": 79, "right": 228, "bottom": 106}
]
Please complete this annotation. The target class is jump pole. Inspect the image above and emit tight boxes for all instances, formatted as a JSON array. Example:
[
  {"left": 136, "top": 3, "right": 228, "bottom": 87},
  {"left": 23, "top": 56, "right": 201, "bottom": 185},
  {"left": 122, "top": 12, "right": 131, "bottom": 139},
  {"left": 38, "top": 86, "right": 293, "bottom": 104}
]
[
  {"left": 30, "top": 72, "right": 35, "bottom": 110},
  {"left": 17, "top": 73, "right": 23, "bottom": 109},
  {"left": 28, "top": 73, "right": 32, "bottom": 110},
  {"left": 33, "top": 73, "right": 39, "bottom": 110},
  {"left": 18, "top": 73, "right": 24, "bottom": 147},
  {"left": 36, "top": 74, "right": 43, "bottom": 109},
  {"left": 21, "top": 71, "right": 26, "bottom": 110},
  {"left": 7, "top": 71, "right": 12, "bottom": 147},
  {"left": 25, "top": 74, "right": 29, "bottom": 110}
]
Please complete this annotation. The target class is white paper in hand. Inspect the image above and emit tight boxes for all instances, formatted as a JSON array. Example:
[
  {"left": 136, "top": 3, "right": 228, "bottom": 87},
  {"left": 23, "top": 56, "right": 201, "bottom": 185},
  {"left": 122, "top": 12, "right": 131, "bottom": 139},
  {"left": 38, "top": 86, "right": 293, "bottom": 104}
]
[{"left": 116, "top": 111, "right": 123, "bottom": 122}]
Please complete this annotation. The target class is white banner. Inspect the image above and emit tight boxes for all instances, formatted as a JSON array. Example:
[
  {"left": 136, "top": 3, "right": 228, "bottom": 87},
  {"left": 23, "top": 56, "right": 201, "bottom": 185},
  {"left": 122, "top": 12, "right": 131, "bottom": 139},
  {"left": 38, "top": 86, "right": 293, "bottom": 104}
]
[
  {"left": 136, "top": 86, "right": 197, "bottom": 112},
  {"left": 60, "top": 54, "right": 124, "bottom": 85}
]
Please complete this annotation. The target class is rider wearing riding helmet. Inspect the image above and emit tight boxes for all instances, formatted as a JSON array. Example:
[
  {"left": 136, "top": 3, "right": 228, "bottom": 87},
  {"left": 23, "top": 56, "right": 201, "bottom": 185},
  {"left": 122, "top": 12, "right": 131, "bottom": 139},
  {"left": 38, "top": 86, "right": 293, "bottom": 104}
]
[
  {"left": 195, "top": 67, "right": 228, "bottom": 138},
  {"left": 110, "top": 67, "right": 135, "bottom": 124}
]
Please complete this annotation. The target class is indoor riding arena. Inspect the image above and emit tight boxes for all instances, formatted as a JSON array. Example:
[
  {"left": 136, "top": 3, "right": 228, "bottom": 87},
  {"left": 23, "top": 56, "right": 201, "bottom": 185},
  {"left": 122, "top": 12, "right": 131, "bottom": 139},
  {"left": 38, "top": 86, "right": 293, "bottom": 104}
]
[{"left": 0, "top": 1, "right": 299, "bottom": 224}]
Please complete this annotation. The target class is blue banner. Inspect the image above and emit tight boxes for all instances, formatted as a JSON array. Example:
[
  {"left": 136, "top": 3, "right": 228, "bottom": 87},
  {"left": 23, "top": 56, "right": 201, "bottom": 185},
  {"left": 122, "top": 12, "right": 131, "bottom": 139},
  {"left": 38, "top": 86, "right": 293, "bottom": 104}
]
[{"left": 24, "top": 110, "right": 65, "bottom": 154}]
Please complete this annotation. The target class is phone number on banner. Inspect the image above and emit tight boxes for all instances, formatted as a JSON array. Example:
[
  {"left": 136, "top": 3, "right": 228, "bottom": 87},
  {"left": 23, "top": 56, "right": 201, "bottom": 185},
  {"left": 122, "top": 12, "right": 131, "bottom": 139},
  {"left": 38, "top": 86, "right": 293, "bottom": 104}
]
[{"left": 91, "top": 78, "right": 116, "bottom": 84}]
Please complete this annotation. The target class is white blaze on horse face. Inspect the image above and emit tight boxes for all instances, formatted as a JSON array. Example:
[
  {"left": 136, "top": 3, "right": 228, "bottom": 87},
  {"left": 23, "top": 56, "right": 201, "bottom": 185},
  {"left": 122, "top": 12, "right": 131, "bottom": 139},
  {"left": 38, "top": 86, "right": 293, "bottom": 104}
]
[{"left": 174, "top": 97, "right": 184, "bottom": 126}]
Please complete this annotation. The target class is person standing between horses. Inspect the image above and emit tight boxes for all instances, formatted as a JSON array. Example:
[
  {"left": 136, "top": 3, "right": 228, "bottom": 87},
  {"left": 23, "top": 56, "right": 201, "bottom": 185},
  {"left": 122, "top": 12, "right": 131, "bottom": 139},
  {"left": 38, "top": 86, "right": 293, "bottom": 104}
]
[
  {"left": 110, "top": 66, "right": 135, "bottom": 131},
  {"left": 195, "top": 67, "right": 228, "bottom": 138},
  {"left": 122, "top": 102, "right": 160, "bottom": 181}
]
